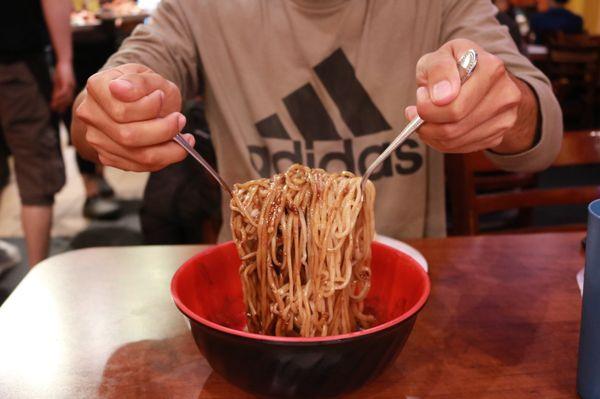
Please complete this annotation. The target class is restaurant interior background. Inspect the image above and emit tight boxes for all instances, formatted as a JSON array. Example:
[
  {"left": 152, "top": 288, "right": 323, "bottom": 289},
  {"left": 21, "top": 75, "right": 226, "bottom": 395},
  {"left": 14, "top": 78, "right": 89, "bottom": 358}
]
[{"left": 0, "top": 0, "right": 600, "bottom": 304}]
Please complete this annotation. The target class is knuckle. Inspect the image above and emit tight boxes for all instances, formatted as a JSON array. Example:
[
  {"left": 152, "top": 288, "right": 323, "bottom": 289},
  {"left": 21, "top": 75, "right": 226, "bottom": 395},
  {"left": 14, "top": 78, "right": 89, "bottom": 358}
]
[
  {"left": 86, "top": 72, "right": 100, "bottom": 89},
  {"left": 75, "top": 101, "right": 90, "bottom": 122},
  {"left": 133, "top": 63, "right": 153, "bottom": 73},
  {"left": 135, "top": 75, "right": 150, "bottom": 94},
  {"left": 497, "top": 108, "right": 518, "bottom": 132},
  {"left": 439, "top": 144, "right": 455, "bottom": 153},
  {"left": 506, "top": 110, "right": 519, "bottom": 129},
  {"left": 429, "top": 57, "right": 452, "bottom": 71},
  {"left": 122, "top": 63, "right": 139, "bottom": 69},
  {"left": 428, "top": 135, "right": 450, "bottom": 151},
  {"left": 416, "top": 53, "right": 431, "bottom": 70},
  {"left": 98, "top": 155, "right": 112, "bottom": 167},
  {"left": 140, "top": 149, "right": 157, "bottom": 167},
  {"left": 443, "top": 139, "right": 461, "bottom": 151},
  {"left": 84, "top": 129, "right": 97, "bottom": 146},
  {"left": 117, "top": 126, "right": 136, "bottom": 146},
  {"left": 490, "top": 137, "right": 504, "bottom": 148},
  {"left": 448, "top": 103, "right": 467, "bottom": 122},
  {"left": 438, "top": 124, "right": 459, "bottom": 140},
  {"left": 109, "top": 103, "right": 128, "bottom": 123},
  {"left": 121, "top": 164, "right": 136, "bottom": 172},
  {"left": 86, "top": 70, "right": 108, "bottom": 94},
  {"left": 175, "top": 149, "right": 187, "bottom": 163},
  {"left": 165, "top": 80, "right": 178, "bottom": 96},
  {"left": 507, "top": 84, "right": 522, "bottom": 106},
  {"left": 149, "top": 163, "right": 165, "bottom": 172},
  {"left": 488, "top": 55, "right": 506, "bottom": 78},
  {"left": 421, "top": 137, "right": 438, "bottom": 151},
  {"left": 165, "top": 81, "right": 182, "bottom": 108},
  {"left": 168, "top": 114, "right": 180, "bottom": 135},
  {"left": 417, "top": 53, "right": 433, "bottom": 69}
]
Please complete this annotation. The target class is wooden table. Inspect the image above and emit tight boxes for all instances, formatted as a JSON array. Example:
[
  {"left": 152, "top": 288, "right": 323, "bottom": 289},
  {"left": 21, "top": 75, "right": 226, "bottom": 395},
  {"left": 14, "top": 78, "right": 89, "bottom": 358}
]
[{"left": 0, "top": 233, "right": 585, "bottom": 398}]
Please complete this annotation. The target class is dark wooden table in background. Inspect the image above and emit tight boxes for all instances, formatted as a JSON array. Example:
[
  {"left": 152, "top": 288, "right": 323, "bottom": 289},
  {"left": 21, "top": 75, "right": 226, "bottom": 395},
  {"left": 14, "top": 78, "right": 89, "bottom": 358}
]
[{"left": 0, "top": 233, "right": 585, "bottom": 398}]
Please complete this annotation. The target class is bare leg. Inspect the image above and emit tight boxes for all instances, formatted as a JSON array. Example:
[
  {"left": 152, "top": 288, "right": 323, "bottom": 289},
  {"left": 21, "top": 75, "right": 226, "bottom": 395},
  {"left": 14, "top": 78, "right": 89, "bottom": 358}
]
[
  {"left": 82, "top": 173, "right": 100, "bottom": 197},
  {"left": 21, "top": 205, "right": 53, "bottom": 267}
]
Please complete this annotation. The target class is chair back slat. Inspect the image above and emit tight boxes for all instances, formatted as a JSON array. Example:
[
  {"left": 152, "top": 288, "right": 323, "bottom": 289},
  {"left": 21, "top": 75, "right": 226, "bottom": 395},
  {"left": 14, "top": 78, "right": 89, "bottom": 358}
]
[
  {"left": 475, "top": 186, "right": 600, "bottom": 214},
  {"left": 446, "top": 130, "right": 600, "bottom": 235}
]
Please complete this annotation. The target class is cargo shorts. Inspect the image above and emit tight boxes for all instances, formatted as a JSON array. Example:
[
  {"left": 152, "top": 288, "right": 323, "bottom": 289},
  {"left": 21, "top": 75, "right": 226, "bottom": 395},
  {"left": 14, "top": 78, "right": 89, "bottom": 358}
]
[{"left": 0, "top": 57, "right": 65, "bottom": 206}]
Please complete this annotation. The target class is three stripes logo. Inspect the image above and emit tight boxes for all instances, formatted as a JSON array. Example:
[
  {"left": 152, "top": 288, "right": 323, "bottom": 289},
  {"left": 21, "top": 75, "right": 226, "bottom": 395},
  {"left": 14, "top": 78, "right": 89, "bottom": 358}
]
[{"left": 248, "top": 48, "right": 423, "bottom": 180}]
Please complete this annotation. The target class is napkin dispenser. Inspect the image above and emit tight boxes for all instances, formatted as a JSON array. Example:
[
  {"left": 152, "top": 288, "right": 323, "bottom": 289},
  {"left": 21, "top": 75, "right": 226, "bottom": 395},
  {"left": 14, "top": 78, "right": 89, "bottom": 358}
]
[{"left": 578, "top": 199, "right": 600, "bottom": 399}]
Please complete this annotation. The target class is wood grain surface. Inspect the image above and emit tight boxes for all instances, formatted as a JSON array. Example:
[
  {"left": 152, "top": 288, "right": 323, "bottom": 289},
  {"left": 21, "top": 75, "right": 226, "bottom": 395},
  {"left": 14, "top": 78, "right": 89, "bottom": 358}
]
[{"left": 0, "top": 233, "right": 585, "bottom": 398}]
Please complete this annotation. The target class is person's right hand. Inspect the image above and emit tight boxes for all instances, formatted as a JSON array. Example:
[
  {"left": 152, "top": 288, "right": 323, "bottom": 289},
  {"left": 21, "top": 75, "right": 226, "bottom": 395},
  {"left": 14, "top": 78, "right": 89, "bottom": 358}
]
[
  {"left": 75, "top": 63, "right": 195, "bottom": 172},
  {"left": 50, "top": 60, "right": 75, "bottom": 113}
]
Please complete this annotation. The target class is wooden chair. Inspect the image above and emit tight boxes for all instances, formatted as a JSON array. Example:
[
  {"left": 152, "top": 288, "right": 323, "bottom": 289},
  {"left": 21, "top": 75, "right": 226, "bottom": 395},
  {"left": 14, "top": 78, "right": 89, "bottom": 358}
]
[
  {"left": 547, "top": 35, "right": 600, "bottom": 128},
  {"left": 446, "top": 130, "right": 600, "bottom": 235}
]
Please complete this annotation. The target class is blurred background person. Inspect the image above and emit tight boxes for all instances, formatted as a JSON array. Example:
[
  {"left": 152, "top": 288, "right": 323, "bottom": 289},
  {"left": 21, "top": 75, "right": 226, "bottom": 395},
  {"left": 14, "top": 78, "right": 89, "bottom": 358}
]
[
  {"left": 0, "top": 0, "right": 73, "bottom": 266},
  {"left": 0, "top": 136, "right": 20, "bottom": 273},
  {"left": 141, "top": 97, "right": 222, "bottom": 245},
  {"left": 63, "top": 0, "right": 122, "bottom": 221},
  {"left": 493, "top": 0, "right": 526, "bottom": 52},
  {"left": 530, "top": 0, "right": 584, "bottom": 43}
]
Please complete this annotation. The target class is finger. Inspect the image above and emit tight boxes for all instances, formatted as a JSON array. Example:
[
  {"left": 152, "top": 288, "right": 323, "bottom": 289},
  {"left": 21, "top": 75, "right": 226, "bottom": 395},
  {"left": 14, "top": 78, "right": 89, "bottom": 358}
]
[
  {"left": 89, "top": 124, "right": 189, "bottom": 168},
  {"left": 79, "top": 96, "right": 186, "bottom": 147},
  {"left": 427, "top": 131, "right": 505, "bottom": 154},
  {"left": 86, "top": 125, "right": 135, "bottom": 160},
  {"left": 95, "top": 137, "right": 188, "bottom": 172},
  {"left": 404, "top": 105, "right": 418, "bottom": 121},
  {"left": 418, "top": 108, "right": 516, "bottom": 153},
  {"left": 423, "top": 132, "right": 494, "bottom": 153},
  {"left": 416, "top": 45, "right": 462, "bottom": 106},
  {"left": 111, "top": 112, "right": 185, "bottom": 147},
  {"left": 416, "top": 75, "right": 521, "bottom": 143},
  {"left": 80, "top": 87, "right": 164, "bottom": 124},
  {"left": 109, "top": 74, "right": 180, "bottom": 119},
  {"left": 86, "top": 65, "right": 165, "bottom": 122},
  {"left": 417, "top": 51, "right": 507, "bottom": 124},
  {"left": 109, "top": 71, "right": 171, "bottom": 103},
  {"left": 181, "top": 133, "right": 196, "bottom": 147},
  {"left": 98, "top": 151, "right": 149, "bottom": 173}
]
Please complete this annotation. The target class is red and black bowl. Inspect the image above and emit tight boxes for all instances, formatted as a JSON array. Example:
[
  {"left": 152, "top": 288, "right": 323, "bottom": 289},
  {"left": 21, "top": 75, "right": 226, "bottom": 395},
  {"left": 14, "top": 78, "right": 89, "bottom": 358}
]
[{"left": 171, "top": 241, "right": 430, "bottom": 398}]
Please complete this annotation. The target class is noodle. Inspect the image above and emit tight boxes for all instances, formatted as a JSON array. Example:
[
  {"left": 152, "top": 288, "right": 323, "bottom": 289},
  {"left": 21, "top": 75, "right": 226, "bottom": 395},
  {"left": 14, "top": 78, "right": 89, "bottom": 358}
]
[{"left": 230, "top": 164, "right": 376, "bottom": 337}]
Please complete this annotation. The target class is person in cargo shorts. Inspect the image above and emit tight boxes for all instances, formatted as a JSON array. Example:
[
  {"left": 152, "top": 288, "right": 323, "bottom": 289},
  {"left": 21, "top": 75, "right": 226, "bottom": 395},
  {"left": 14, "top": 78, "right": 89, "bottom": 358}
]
[{"left": 0, "top": 0, "right": 74, "bottom": 266}]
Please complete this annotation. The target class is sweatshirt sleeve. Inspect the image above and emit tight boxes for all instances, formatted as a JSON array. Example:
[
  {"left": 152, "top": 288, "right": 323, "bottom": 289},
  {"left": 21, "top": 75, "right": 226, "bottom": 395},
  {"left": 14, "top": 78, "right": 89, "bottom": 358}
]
[
  {"left": 441, "top": 0, "right": 562, "bottom": 173},
  {"left": 103, "top": 0, "right": 200, "bottom": 102}
]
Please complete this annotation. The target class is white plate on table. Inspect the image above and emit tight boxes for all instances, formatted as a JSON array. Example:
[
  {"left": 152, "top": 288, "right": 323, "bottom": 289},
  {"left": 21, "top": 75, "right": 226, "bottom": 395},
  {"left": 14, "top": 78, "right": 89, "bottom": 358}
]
[{"left": 375, "top": 234, "right": 428, "bottom": 273}]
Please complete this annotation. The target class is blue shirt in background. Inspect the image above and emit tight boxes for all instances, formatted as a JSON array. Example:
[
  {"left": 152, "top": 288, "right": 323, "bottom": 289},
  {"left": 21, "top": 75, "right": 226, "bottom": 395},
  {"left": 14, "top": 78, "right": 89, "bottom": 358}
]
[{"left": 530, "top": 7, "right": 584, "bottom": 43}]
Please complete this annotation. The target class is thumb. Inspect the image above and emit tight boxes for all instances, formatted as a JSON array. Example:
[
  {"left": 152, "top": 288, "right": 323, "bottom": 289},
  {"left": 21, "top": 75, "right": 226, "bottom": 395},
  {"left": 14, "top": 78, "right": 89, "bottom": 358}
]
[
  {"left": 108, "top": 72, "right": 166, "bottom": 103},
  {"left": 416, "top": 45, "right": 461, "bottom": 106}
]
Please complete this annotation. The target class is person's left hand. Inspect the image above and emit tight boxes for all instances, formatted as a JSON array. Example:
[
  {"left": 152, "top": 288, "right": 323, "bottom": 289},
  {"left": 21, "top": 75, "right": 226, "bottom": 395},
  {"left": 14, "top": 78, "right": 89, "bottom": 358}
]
[
  {"left": 405, "top": 38, "right": 537, "bottom": 154},
  {"left": 51, "top": 61, "right": 76, "bottom": 113}
]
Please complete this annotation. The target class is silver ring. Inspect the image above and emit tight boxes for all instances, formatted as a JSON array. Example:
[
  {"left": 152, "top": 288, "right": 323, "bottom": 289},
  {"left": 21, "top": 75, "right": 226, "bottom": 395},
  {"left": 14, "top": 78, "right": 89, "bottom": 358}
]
[{"left": 457, "top": 49, "right": 478, "bottom": 83}]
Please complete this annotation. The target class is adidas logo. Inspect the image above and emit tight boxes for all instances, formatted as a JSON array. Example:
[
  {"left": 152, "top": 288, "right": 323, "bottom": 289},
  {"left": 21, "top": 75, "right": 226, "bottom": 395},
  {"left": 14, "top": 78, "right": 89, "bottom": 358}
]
[{"left": 248, "top": 48, "right": 423, "bottom": 180}]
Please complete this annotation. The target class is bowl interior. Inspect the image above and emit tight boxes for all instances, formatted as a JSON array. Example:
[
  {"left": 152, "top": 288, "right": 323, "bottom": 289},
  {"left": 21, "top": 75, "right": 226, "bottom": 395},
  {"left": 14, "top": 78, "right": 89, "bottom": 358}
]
[{"left": 172, "top": 241, "right": 429, "bottom": 340}]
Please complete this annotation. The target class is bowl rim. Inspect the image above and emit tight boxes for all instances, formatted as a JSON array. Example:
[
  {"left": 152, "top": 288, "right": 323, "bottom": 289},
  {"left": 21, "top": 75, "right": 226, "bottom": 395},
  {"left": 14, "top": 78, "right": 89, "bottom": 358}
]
[{"left": 171, "top": 240, "right": 431, "bottom": 343}]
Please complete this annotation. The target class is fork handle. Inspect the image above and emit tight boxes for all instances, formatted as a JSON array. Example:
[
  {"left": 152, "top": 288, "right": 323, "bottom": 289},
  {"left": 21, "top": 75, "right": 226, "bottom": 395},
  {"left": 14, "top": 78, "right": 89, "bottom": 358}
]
[
  {"left": 173, "top": 133, "right": 233, "bottom": 197},
  {"left": 360, "top": 49, "right": 479, "bottom": 191}
]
